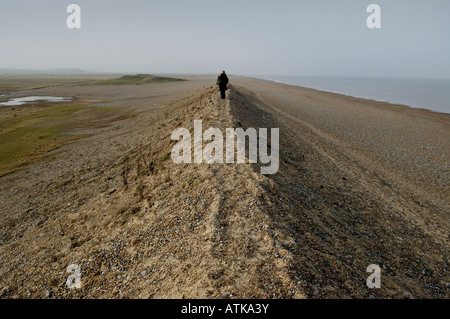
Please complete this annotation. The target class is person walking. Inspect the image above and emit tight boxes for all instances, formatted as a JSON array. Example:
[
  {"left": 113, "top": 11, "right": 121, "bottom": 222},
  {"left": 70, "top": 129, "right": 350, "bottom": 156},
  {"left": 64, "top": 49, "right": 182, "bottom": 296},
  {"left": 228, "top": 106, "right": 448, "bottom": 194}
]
[{"left": 216, "top": 70, "right": 229, "bottom": 99}]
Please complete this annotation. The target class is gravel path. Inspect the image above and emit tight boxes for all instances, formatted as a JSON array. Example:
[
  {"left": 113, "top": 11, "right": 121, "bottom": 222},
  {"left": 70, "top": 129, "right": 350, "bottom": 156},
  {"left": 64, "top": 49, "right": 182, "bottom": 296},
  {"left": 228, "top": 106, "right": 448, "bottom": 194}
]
[
  {"left": 230, "top": 77, "right": 449, "bottom": 298},
  {"left": 0, "top": 77, "right": 448, "bottom": 299}
]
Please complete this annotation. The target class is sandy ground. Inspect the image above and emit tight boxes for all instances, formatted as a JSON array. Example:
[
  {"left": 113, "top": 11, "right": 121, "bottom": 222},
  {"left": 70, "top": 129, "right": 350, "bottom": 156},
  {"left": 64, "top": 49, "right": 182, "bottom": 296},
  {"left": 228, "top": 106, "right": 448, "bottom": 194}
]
[{"left": 0, "top": 76, "right": 448, "bottom": 299}]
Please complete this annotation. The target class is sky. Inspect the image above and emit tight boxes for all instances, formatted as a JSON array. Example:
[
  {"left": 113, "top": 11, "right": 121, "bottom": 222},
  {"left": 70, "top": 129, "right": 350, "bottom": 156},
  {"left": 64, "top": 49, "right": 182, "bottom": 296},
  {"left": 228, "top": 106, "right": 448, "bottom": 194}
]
[{"left": 1, "top": 0, "right": 449, "bottom": 78}]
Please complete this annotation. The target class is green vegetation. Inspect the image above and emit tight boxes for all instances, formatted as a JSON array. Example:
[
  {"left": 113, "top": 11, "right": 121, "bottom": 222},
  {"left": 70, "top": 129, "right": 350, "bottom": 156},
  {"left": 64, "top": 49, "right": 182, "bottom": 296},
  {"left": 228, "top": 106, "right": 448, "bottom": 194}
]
[
  {"left": 87, "top": 74, "right": 186, "bottom": 86},
  {"left": 0, "top": 103, "right": 125, "bottom": 176},
  {"left": 0, "top": 75, "right": 110, "bottom": 92},
  {"left": 0, "top": 104, "right": 84, "bottom": 175},
  {"left": 162, "top": 151, "right": 172, "bottom": 161}
]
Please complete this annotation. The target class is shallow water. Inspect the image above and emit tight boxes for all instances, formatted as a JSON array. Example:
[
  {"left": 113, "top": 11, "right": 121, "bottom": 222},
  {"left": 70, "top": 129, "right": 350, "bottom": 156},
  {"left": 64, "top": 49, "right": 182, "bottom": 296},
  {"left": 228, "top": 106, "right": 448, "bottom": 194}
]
[
  {"left": 0, "top": 96, "right": 72, "bottom": 106},
  {"left": 263, "top": 76, "right": 450, "bottom": 114}
]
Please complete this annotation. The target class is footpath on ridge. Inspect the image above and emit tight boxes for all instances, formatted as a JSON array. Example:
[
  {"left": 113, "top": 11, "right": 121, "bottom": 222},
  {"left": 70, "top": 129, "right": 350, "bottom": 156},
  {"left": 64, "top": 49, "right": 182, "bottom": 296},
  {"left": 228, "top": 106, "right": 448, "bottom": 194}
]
[{"left": 1, "top": 82, "right": 448, "bottom": 299}]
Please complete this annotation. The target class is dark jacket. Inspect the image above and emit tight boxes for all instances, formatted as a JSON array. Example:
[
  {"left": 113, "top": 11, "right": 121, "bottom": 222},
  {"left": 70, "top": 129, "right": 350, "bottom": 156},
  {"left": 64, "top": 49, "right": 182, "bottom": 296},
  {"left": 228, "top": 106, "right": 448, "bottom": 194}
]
[{"left": 217, "top": 73, "right": 229, "bottom": 89}]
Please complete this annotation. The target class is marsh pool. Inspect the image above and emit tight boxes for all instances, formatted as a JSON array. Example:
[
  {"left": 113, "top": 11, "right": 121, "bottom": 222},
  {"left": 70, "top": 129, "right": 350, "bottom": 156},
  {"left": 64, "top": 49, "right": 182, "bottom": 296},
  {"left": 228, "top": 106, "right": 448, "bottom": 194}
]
[{"left": 0, "top": 96, "right": 72, "bottom": 106}]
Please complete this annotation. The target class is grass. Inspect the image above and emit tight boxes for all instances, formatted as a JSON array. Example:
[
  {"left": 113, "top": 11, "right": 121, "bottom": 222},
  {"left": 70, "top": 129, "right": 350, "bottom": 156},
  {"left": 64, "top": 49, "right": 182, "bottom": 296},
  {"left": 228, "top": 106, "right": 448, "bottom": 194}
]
[
  {"left": 0, "top": 104, "right": 84, "bottom": 174},
  {"left": 0, "top": 103, "right": 125, "bottom": 176},
  {"left": 0, "top": 75, "right": 112, "bottom": 92},
  {"left": 162, "top": 151, "right": 172, "bottom": 161},
  {"left": 86, "top": 74, "right": 186, "bottom": 86}
]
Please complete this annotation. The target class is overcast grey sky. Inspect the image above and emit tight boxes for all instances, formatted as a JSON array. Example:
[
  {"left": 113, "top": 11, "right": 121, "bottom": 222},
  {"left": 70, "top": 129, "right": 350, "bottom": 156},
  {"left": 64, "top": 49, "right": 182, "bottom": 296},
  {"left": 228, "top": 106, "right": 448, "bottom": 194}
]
[{"left": 1, "top": 0, "right": 449, "bottom": 78}]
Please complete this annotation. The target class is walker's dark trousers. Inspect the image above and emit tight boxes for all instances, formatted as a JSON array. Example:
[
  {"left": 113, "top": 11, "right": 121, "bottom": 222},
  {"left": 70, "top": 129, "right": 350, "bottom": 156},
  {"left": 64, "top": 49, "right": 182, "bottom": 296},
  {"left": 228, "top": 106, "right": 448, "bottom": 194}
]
[{"left": 219, "top": 87, "right": 226, "bottom": 99}]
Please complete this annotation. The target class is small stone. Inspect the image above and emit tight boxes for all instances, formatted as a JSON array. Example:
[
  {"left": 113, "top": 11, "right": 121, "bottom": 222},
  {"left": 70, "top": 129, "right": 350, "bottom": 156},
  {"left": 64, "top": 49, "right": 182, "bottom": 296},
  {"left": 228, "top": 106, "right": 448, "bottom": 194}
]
[
  {"left": 45, "top": 290, "right": 52, "bottom": 298},
  {"left": 141, "top": 270, "right": 148, "bottom": 276},
  {"left": 403, "top": 292, "right": 413, "bottom": 299}
]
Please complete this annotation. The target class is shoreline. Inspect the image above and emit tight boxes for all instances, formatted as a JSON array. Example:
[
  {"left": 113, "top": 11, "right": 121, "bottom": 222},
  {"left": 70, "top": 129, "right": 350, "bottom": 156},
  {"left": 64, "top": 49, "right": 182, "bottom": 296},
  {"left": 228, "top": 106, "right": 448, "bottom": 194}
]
[
  {"left": 254, "top": 75, "right": 450, "bottom": 115},
  {"left": 2, "top": 73, "right": 449, "bottom": 115}
]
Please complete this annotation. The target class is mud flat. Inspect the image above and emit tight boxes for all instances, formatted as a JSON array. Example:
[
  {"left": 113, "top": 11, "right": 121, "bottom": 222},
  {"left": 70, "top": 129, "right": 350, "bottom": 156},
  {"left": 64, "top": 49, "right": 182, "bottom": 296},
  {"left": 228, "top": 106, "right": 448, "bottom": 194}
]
[{"left": 0, "top": 76, "right": 448, "bottom": 299}]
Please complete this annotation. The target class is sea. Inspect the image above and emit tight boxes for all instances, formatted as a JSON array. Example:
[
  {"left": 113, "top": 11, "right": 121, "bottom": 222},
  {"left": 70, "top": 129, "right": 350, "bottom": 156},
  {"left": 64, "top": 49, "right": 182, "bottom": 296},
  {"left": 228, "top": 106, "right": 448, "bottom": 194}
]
[{"left": 262, "top": 76, "right": 450, "bottom": 114}]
